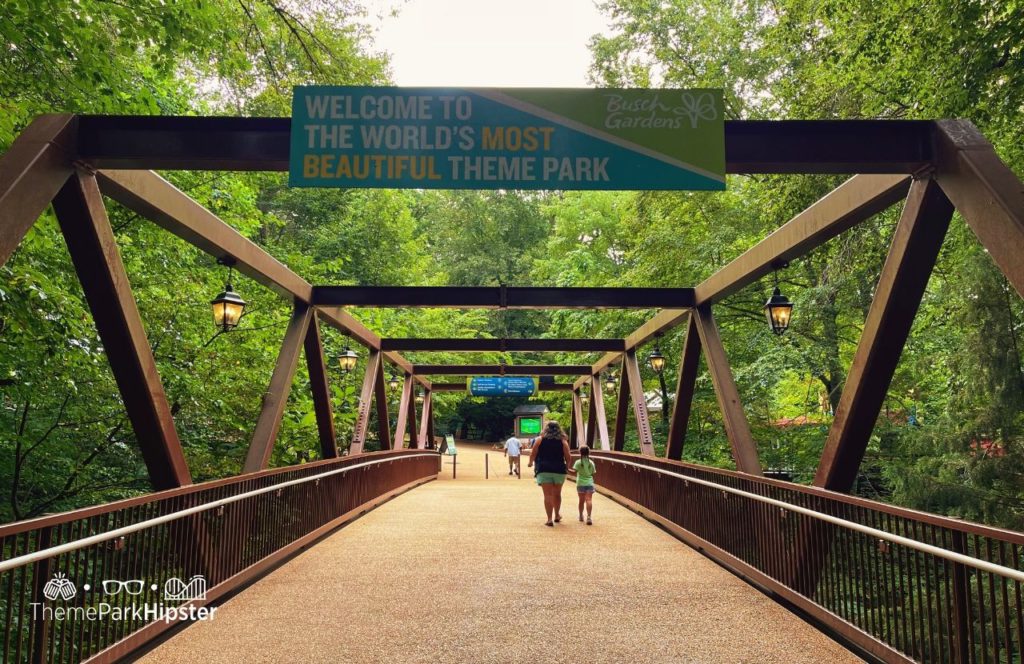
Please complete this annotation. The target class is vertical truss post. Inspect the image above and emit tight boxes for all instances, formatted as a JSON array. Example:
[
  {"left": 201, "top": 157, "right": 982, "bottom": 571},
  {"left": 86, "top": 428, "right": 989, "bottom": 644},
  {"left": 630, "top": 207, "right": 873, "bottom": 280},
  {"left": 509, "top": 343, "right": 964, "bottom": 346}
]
[
  {"left": 373, "top": 356, "right": 391, "bottom": 450},
  {"left": 418, "top": 390, "right": 434, "bottom": 449},
  {"left": 349, "top": 349, "right": 383, "bottom": 455},
  {"left": 623, "top": 349, "right": 656, "bottom": 455},
  {"left": 612, "top": 358, "right": 631, "bottom": 451},
  {"left": 692, "top": 305, "right": 762, "bottom": 475},
  {"left": 570, "top": 390, "right": 586, "bottom": 450},
  {"left": 815, "top": 178, "right": 954, "bottom": 491},
  {"left": 407, "top": 378, "right": 420, "bottom": 449},
  {"left": 243, "top": 303, "right": 314, "bottom": 471},
  {"left": 303, "top": 314, "right": 338, "bottom": 459},
  {"left": 666, "top": 315, "right": 701, "bottom": 460},
  {"left": 52, "top": 171, "right": 191, "bottom": 489},
  {"left": 393, "top": 375, "right": 414, "bottom": 449},
  {"left": 588, "top": 375, "right": 611, "bottom": 451}
]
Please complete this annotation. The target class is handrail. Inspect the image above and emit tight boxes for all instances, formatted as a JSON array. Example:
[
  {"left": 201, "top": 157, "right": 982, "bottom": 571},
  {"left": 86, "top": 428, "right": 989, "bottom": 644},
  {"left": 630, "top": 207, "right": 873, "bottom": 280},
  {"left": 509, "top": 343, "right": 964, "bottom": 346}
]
[
  {"left": 0, "top": 452, "right": 437, "bottom": 574},
  {"left": 593, "top": 450, "right": 1024, "bottom": 543},
  {"left": 595, "top": 455, "right": 1024, "bottom": 583}
]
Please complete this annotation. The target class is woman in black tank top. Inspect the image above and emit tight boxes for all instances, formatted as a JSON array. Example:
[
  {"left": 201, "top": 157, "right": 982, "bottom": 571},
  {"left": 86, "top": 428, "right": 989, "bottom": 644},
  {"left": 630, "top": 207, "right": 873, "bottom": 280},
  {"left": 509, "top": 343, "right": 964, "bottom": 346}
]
[{"left": 527, "top": 421, "right": 572, "bottom": 526}]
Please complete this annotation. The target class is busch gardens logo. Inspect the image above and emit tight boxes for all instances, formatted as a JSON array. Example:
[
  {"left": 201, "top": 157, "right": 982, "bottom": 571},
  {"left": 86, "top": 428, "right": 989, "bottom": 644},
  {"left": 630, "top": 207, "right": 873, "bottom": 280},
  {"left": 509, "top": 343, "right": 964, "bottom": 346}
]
[
  {"left": 604, "top": 91, "right": 718, "bottom": 130},
  {"left": 33, "top": 572, "right": 217, "bottom": 624}
]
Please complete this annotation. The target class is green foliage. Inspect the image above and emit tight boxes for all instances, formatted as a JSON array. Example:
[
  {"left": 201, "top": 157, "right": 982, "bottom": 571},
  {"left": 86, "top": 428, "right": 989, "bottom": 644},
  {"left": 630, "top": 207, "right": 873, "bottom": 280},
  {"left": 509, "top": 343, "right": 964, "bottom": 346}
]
[{"left": 1, "top": 0, "right": 1023, "bottom": 536}]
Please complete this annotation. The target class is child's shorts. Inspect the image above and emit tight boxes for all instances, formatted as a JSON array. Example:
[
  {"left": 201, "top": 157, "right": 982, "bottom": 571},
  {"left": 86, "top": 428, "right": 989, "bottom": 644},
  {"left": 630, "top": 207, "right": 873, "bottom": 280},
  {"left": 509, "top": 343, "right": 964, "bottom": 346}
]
[{"left": 577, "top": 485, "right": 596, "bottom": 494}]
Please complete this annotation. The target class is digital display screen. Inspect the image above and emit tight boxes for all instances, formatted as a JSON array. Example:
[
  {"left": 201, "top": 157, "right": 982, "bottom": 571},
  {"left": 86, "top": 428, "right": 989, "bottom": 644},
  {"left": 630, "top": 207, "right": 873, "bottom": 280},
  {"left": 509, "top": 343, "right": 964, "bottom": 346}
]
[{"left": 520, "top": 417, "right": 542, "bottom": 435}]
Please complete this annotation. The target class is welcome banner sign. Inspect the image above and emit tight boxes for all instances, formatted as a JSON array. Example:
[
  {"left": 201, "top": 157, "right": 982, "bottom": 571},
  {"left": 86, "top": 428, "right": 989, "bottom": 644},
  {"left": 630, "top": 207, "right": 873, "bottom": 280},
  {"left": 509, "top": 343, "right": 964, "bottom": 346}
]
[{"left": 290, "top": 87, "right": 725, "bottom": 190}]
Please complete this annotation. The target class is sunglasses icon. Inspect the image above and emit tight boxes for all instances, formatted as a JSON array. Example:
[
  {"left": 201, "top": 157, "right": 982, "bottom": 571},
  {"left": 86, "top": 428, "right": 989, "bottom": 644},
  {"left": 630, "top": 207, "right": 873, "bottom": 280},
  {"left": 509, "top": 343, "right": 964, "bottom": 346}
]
[{"left": 102, "top": 579, "right": 145, "bottom": 596}]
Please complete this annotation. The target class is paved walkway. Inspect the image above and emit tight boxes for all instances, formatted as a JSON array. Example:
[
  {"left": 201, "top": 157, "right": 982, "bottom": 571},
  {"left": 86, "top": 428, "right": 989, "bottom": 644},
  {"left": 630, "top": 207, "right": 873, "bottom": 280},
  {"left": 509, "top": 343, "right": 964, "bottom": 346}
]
[{"left": 142, "top": 444, "right": 860, "bottom": 663}]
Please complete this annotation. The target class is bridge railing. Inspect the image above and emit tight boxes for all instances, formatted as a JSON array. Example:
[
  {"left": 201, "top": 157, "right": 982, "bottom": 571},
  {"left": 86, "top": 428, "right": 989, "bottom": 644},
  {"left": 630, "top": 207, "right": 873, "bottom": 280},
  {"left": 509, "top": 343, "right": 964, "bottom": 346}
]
[
  {"left": 0, "top": 449, "right": 439, "bottom": 663},
  {"left": 587, "top": 451, "right": 1024, "bottom": 664}
]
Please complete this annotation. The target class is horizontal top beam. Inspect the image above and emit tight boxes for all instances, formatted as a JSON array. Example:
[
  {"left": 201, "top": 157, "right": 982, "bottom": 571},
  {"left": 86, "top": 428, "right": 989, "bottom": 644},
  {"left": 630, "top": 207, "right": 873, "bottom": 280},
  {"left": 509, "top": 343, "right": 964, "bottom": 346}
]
[
  {"left": 76, "top": 116, "right": 935, "bottom": 174},
  {"left": 312, "top": 286, "right": 694, "bottom": 309},
  {"left": 381, "top": 338, "right": 626, "bottom": 352},
  {"left": 412, "top": 365, "right": 592, "bottom": 376},
  {"left": 430, "top": 381, "right": 575, "bottom": 392}
]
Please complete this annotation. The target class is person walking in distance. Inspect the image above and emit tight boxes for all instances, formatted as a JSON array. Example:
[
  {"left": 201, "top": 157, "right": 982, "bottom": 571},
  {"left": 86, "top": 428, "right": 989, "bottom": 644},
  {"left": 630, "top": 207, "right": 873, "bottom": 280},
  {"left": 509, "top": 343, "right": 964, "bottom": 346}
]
[
  {"left": 527, "top": 421, "right": 572, "bottom": 527},
  {"left": 573, "top": 445, "right": 596, "bottom": 525},
  {"left": 504, "top": 434, "right": 521, "bottom": 476}
]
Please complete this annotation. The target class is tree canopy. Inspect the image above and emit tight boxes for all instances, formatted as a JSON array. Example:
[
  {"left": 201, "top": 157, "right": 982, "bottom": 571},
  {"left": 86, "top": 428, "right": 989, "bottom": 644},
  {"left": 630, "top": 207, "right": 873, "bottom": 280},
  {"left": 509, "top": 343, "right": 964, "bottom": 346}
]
[{"left": 0, "top": 0, "right": 1021, "bottom": 530}]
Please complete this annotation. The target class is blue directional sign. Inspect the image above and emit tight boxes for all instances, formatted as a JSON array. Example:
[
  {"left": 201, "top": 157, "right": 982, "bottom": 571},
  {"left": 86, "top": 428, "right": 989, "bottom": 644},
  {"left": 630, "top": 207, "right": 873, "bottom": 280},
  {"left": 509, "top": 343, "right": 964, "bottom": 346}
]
[{"left": 468, "top": 376, "right": 536, "bottom": 396}]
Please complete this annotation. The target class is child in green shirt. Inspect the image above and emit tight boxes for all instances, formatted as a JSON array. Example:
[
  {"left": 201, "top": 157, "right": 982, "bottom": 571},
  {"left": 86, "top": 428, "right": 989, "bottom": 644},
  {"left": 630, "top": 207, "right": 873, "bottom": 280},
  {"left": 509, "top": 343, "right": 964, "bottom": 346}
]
[{"left": 573, "top": 445, "right": 596, "bottom": 525}]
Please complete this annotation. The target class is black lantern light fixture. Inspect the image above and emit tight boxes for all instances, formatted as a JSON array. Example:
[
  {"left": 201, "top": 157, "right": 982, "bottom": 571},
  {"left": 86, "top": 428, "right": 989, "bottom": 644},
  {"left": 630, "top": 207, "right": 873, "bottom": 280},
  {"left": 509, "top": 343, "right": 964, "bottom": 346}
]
[
  {"left": 415, "top": 388, "right": 425, "bottom": 405},
  {"left": 579, "top": 389, "right": 590, "bottom": 410},
  {"left": 388, "top": 373, "right": 401, "bottom": 392},
  {"left": 647, "top": 342, "right": 666, "bottom": 374},
  {"left": 210, "top": 257, "right": 246, "bottom": 332},
  {"left": 604, "top": 372, "right": 617, "bottom": 394},
  {"left": 764, "top": 262, "right": 794, "bottom": 336},
  {"left": 338, "top": 344, "right": 358, "bottom": 374}
]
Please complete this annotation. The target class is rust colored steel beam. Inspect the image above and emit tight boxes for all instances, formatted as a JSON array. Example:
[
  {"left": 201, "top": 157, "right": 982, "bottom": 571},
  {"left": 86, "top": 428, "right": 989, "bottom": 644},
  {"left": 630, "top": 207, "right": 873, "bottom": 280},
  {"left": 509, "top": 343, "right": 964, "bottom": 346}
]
[
  {"left": 51, "top": 171, "right": 191, "bottom": 489},
  {"left": 623, "top": 349, "right": 656, "bottom": 455},
  {"left": 815, "top": 178, "right": 954, "bottom": 491},
  {"left": 393, "top": 376, "right": 414, "bottom": 449},
  {"left": 381, "top": 338, "right": 626, "bottom": 352},
  {"left": 588, "top": 375, "right": 611, "bottom": 451},
  {"left": 350, "top": 349, "right": 384, "bottom": 455},
  {"left": 406, "top": 379, "right": 420, "bottom": 449},
  {"left": 933, "top": 119, "right": 1024, "bottom": 299},
  {"left": 303, "top": 315, "right": 338, "bottom": 459},
  {"left": 97, "top": 169, "right": 311, "bottom": 301},
  {"left": 418, "top": 391, "right": 433, "bottom": 449},
  {"left": 94, "top": 170, "right": 424, "bottom": 387},
  {"left": 666, "top": 315, "right": 701, "bottom": 461},
  {"left": 76, "top": 115, "right": 935, "bottom": 174},
  {"left": 571, "top": 391, "right": 586, "bottom": 450},
  {"left": 612, "top": 357, "right": 631, "bottom": 452},
  {"left": 312, "top": 286, "right": 694, "bottom": 309},
  {"left": 692, "top": 305, "right": 762, "bottom": 475},
  {"left": 373, "top": 354, "right": 392, "bottom": 450},
  {"left": 244, "top": 303, "right": 314, "bottom": 472},
  {"left": 412, "top": 365, "right": 591, "bottom": 376},
  {"left": 0, "top": 114, "right": 77, "bottom": 267},
  {"left": 695, "top": 174, "right": 912, "bottom": 305}
]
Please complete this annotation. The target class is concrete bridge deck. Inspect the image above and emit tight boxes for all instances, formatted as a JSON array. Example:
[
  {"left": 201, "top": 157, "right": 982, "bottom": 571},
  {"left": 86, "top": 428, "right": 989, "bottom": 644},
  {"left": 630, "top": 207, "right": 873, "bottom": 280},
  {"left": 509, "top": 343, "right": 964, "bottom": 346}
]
[{"left": 141, "top": 444, "right": 860, "bottom": 663}]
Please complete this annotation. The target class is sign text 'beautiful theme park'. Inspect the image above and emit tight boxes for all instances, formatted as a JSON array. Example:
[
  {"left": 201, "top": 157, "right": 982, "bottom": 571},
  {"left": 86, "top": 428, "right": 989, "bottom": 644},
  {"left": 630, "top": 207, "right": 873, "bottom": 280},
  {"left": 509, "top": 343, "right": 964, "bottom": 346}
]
[{"left": 290, "top": 87, "right": 725, "bottom": 190}]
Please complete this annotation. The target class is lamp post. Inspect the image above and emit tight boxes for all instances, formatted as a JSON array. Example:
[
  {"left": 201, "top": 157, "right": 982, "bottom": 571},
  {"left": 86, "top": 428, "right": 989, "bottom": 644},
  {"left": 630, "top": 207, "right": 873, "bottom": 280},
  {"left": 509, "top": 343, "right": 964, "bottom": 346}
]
[
  {"left": 765, "top": 266, "right": 794, "bottom": 335},
  {"left": 603, "top": 372, "right": 616, "bottom": 395},
  {"left": 210, "top": 257, "right": 246, "bottom": 332},
  {"left": 415, "top": 388, "right": 425, "bottom": 406},
  {"left": 388, "top": 373, "right": 401, "bottom": 392}
]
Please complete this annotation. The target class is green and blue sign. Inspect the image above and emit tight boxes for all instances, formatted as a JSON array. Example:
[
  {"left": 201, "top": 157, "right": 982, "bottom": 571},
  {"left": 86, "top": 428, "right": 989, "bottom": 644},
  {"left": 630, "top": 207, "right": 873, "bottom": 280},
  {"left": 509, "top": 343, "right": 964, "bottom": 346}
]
[
  {"left": 468, "top": 376, "right": 536, "bottom": 396},
  {"left": 290, "top": 87, "right": 725, "bottom": 190}
]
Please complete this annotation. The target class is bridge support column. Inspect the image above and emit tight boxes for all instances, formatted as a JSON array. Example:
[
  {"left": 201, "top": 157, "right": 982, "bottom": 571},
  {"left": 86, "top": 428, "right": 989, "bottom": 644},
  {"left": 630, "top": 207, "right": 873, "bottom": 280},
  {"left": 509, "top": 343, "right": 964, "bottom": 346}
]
[
  {"left": 692, "top": 306, "right": 761, "bottom": 475},
  {"left": 666, "top": 315, "right": 700, "bottom": 461},
  {"left": 393, "top": 375, "right": 419, "bottom": 449},
  {"left": 52, "top": 171, "right": 192, "bottom": 489},
  {"left": 791, "top": 178, "right": 953, "bottom": 597},
  {"left": 570, "top": 390, "right": 586, "bottom": 450},
  {"left": 303, "top": 314, "right": 338, "bottom": 459},
  {"left": 244, "top": 303, "right": 313, "bottom": 471},
  {"left": 351, "top": 349, "right": 383, "bottom": 454},
  {"left": 586, "top": 375, "right": 611, "bottom": 451},
  {"left": 417, "top": 390, "right": 433, "bottom": 449}
]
